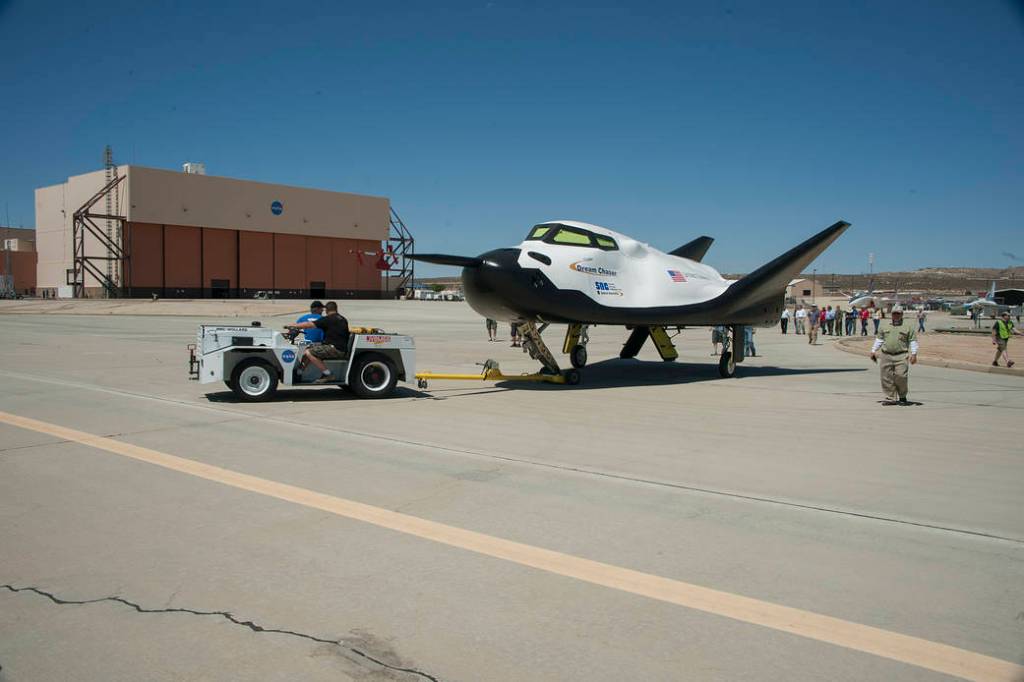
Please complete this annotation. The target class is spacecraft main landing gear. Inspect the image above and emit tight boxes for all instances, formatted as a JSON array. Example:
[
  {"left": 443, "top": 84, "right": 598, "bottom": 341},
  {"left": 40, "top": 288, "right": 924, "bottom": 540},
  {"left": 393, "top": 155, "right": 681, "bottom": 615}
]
[
  {"left": 619, "top": 325, "right": 679, "bottom": 361},
  {"left": 718, "top": 325, "right": 745, "bottom": 378},
  {"left": 563, "top": 323, "right": 590, "bottom": 369}
]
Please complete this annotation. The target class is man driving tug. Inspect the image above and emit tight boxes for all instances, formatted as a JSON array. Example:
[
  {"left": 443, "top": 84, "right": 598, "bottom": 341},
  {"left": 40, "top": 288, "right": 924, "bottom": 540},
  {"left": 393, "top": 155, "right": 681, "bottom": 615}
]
[{"left": 285, "top": 301, "right": 350, "bottom": 383}]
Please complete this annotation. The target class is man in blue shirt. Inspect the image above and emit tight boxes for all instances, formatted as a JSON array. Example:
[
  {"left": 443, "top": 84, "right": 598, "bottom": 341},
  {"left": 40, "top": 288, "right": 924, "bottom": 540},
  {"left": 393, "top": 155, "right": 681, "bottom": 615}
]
[
  {"left": 290, "top": 301, "right": 325, "bottom": 374},
  {"left": 295, "top": 301, "right": 325, "bottom": 343}
]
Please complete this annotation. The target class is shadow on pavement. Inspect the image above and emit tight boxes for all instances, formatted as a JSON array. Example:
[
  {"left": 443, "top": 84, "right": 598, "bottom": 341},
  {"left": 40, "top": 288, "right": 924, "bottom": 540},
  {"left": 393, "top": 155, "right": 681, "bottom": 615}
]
[
  {"left": 495, "top": 358, "right": 867, "bottom": 391},
  {"left": 203, "top": 361, "right": 866, "bottom": 401},
  {"left": 203, "top": 385, "right": 429, "bottom": 403},
  {"left": 878, "top": 399, "right": 925, "bottom": 407}
]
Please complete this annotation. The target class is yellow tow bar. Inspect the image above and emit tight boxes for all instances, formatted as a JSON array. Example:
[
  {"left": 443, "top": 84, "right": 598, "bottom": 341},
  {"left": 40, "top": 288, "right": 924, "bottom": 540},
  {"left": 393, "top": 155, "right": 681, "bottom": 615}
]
[{"left": 415, "top": 360, "right": 577, "bottom": 389}]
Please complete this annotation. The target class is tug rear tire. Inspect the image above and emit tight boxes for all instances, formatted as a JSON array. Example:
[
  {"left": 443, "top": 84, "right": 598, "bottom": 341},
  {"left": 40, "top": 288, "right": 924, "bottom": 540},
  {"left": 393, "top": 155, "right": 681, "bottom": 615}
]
[{"left": 350, "top": 353, "right": 399, "bottom": 398}]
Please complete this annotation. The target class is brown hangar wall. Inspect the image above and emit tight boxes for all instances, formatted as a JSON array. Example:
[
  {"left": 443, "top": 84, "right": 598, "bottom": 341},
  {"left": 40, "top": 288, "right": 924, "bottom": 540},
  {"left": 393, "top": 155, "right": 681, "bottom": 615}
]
[
  {"left": 163, "top": 225, "right": 202, "bottom": 292},
  {"left": 239, "top": 231, "right": 273, "bottom": 291},
  {"left": 126, "top": 223, "right": 384, "bottom": 298}
]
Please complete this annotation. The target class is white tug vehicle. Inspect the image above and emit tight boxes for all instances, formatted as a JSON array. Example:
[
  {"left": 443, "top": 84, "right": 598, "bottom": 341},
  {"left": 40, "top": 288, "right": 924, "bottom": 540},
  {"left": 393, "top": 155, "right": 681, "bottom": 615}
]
[{"left": 189, "top": 322, "right": 416, "bottom": 402}]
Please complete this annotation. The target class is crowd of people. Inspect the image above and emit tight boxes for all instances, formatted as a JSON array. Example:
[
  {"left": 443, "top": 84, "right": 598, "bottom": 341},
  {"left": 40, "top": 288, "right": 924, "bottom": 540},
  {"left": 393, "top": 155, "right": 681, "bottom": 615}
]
[{"left": 777, "top": 302, "right": 928, "bottom": 343}]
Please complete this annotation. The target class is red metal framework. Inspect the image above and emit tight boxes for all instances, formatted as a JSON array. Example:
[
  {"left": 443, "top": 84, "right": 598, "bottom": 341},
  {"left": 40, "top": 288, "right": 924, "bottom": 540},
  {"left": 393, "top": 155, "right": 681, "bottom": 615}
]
[{"left": 70, "top": 173, "right": 128, "bottom": 298}]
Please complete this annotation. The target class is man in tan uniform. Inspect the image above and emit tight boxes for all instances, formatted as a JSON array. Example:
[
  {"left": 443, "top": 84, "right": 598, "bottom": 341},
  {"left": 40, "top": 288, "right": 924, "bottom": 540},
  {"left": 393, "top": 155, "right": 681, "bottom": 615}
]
[{"left": 871, "top": 305, "right": 918, "bottom": 404}]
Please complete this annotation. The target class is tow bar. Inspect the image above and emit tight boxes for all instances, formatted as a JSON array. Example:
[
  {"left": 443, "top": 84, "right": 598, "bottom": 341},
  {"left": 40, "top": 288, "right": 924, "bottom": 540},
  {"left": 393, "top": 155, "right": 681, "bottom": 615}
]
[{"left": 415, "top": 359, "right": 579, "bottom": 390}]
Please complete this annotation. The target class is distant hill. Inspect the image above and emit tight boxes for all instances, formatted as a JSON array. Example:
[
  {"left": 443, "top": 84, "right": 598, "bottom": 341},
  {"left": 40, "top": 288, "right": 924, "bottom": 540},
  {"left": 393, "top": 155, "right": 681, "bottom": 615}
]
[{"left": 723, "top": 267, "right": 1024, "bottom": 296}]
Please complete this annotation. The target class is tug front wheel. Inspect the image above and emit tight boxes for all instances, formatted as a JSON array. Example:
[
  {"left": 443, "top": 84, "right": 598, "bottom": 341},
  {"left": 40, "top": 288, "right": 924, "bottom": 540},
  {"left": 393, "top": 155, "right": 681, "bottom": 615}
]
[
  {"left": 230, "top": 358, "right": 279, "bottom": 402},
  {"left": 718, "top": 351, "right": 736, "bottom": 378},
  {"left": 569, "top": 344, "right": 588, "bottom": 368}
]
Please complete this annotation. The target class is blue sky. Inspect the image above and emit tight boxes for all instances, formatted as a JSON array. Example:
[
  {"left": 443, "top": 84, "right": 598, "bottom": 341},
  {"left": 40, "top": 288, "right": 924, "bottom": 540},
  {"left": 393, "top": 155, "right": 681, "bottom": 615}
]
[{"left": 1, "top": 0, "right": 1021, "bottom": 276}]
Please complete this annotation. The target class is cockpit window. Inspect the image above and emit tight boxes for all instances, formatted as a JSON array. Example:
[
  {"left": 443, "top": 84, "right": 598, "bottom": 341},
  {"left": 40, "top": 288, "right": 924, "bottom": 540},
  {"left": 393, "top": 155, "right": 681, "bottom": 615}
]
[
  {"left": 551, "top": 228, "right": 593, "bottom": 246},
  {"left": 526, "top": 223, "right": 619, "bottom": 250}
]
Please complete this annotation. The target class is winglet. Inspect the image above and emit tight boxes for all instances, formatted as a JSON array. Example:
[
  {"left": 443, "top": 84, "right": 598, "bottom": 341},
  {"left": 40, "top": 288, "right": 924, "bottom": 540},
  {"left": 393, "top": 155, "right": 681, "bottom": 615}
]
[
  {"left": 669, "top": 236, "right": 714, "bottom": 262},
  {"left": 715, "top": 220, "right": 851, "bottom": 316}
]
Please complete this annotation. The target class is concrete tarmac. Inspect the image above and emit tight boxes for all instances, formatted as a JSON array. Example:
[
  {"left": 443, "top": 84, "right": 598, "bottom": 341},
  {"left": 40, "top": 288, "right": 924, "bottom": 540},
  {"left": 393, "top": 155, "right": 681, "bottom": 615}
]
[{"left": 0, "top": 301, "right": 1022, "bottom": 681}]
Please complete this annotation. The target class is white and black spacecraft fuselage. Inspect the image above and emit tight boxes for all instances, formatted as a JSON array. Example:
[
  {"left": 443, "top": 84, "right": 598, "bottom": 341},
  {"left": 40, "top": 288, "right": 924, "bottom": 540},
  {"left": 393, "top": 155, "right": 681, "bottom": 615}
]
[{"left": 423, "top": 219, "right": 849, "bottom": 328}]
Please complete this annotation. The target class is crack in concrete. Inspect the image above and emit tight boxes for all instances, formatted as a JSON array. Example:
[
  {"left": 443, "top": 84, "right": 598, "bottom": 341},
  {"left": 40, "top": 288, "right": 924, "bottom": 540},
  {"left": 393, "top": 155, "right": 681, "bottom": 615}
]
[{"left": 1, "top": 585, "right": 439, "bottom": 682}]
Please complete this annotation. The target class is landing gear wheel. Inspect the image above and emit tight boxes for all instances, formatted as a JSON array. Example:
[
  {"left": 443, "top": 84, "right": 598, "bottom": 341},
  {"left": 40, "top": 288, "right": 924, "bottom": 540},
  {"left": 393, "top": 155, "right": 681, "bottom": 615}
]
[
  {"left": 718, "top": 351, "right": 736, "bottom": 378},
  {"left": 564, "top": 369, "right": 581, "bottom": 385},
  {"left": 229, "top": 358, "right": 279, "bottom": 402},
  {"left": 350, "top": 353, "right": 399, "bottom": 398},
  {"left": 569, "top": 344, "right": 588, "bottom": 368}
]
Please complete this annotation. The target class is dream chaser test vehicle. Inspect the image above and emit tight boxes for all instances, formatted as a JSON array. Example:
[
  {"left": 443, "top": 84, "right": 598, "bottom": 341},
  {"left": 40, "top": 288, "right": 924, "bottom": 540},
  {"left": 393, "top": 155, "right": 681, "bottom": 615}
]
[{"left": 413, "top": 219, "right": 850, "bottom": 380}]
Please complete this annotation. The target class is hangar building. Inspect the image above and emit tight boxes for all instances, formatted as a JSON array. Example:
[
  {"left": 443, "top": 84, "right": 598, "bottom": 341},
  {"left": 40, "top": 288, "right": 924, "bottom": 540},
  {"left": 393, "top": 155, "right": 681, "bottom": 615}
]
[
  {"left": 35, "top": 165, "right": 412, "bottom": 299},
  {"left": 1, "top": 226, "right": 37, "bottom": 296}
]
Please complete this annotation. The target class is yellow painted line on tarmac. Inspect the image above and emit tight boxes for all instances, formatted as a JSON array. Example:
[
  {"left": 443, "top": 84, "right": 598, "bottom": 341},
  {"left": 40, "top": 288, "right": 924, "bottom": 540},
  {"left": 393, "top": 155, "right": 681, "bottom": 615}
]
[{"left": 1, "top": 409, "right": 1020, "bottom": 682}]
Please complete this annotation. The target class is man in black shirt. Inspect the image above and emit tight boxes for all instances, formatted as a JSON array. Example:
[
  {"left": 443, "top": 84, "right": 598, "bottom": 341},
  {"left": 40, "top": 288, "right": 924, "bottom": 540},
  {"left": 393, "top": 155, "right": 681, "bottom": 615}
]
[{"left": 285, "top": 301, "right": 350, "bottom": 383}]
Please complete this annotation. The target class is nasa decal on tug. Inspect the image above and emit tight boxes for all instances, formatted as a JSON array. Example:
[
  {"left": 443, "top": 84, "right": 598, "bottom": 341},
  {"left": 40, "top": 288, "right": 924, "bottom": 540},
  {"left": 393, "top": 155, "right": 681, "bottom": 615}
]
[{"left": 413, "top": 218, "right": 850, "bottom": 384}]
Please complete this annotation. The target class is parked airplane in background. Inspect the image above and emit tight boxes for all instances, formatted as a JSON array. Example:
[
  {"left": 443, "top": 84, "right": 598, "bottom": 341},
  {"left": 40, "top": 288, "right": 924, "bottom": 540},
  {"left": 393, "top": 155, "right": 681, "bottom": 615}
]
[
  {"left": 848, "top": 283, "right": 917, "bottom": 309},
  {"left": 965, "top": 282, "right": 1016, "bottom": 317},
  {"left": 413, "top": 219, "right": 850, "bottom": 382}
]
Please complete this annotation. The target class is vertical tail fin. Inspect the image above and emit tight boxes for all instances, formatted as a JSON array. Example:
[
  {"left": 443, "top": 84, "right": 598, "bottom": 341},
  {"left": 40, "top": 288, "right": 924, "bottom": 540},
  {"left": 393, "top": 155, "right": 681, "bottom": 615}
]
[{"left": 669, "top": 236, "right": 714, "bottom": 262}]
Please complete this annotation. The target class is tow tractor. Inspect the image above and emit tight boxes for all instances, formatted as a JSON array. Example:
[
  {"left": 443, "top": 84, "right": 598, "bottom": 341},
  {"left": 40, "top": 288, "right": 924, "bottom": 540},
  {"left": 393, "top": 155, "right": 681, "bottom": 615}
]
[{"left": 188, "top": 322, "right": 415, "bottom": 402}]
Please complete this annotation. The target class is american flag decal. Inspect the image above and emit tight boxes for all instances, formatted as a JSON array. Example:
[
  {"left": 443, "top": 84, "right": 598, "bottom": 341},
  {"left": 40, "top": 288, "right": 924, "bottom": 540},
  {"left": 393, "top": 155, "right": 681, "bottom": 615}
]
[{"left": 667, "top": 270, "right": 686, "bottom": 282}]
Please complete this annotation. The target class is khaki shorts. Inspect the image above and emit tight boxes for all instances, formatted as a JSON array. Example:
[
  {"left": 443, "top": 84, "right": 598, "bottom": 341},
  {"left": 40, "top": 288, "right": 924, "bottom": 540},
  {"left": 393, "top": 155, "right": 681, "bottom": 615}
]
[
  {"left": 995, "top": 338, "right": 1007, "bottom": 351},
  {"left": 308, "top": 343, "right": 346, "bottom": 360}
]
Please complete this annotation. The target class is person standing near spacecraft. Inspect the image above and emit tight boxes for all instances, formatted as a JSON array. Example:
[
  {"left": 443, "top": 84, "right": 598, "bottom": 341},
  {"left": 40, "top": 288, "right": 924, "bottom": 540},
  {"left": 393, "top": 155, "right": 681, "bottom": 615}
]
[{"left": 871, "top": 305, "right": 918, "bottom": 404}]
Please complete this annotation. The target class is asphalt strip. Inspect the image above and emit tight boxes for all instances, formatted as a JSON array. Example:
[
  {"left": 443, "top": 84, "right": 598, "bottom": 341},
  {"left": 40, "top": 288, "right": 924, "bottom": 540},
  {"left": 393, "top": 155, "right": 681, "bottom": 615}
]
[
  {"left": 1, "top": 369, "right": 1020, "bottom": 545},
  {"left": 1, "top": 409, "right": 1021, "bottom": 682}
]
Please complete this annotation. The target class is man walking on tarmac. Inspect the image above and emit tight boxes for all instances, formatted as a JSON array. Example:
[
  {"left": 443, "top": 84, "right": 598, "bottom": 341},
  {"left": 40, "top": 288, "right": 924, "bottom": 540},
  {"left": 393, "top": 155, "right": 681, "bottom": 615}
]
[
  {"left": 992, "top": 311, "right": 1021, "bottom": 367},
  {"left": 871, "top": 305, "right": 919, "bottom": 404}
]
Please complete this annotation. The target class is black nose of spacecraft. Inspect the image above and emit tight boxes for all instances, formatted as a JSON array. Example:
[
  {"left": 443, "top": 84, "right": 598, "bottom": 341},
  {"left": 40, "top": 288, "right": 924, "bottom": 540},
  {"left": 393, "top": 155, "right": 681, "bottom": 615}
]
[{"left": 460, "top": 248, "right": 530, "bottom": 321}]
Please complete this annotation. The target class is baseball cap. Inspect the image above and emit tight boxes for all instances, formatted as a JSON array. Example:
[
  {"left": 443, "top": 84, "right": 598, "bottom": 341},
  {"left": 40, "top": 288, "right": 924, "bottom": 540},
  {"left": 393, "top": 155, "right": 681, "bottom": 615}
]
[{"left": 310, "top": 300, "right": 325, "bottom": 310}]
